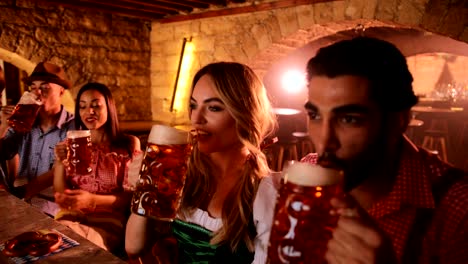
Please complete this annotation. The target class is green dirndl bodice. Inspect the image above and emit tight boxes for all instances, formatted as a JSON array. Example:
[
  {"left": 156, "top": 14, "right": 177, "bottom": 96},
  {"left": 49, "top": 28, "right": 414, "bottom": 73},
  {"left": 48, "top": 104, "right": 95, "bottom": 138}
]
[{"left": 172, "top": 219, "right": 254, "bottom": 264}]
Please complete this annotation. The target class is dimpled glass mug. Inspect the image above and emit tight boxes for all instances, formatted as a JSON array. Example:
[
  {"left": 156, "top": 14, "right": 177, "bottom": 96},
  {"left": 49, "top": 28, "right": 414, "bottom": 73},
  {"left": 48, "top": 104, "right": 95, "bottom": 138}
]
[
  {"left": 268, "top": 162, "right": 344, "bottom": 264},
  {"left": 66, "top": 130, "right": 93, "bottom": 175},
  {"left": 131, "top": 125, "right": 191, "bottom": 221},
  {"left": 7, "top": 91, "right": 42, "bottom": 133}
]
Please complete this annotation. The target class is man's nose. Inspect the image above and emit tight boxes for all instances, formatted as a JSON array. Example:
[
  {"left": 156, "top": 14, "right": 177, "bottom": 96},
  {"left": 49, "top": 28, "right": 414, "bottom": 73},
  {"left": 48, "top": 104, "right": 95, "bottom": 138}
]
[
  {"left": 31, "top": 88, "right": 41, "bottom": 97},
  {"left": 315, "top": 121, "right": 339, "bottom": 155}
]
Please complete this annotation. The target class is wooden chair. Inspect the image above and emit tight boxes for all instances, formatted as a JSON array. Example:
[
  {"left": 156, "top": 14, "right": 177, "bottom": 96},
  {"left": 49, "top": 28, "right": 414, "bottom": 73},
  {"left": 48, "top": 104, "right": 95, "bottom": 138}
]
[
  {"left": 274, "top": 139, "right": 298, "bottom": 171},
  {"left": 292, "top": 132, "right": 314, "bottom": 159},
  {"left": 421, "top": 113, "right": 450, "bottom": 163}
]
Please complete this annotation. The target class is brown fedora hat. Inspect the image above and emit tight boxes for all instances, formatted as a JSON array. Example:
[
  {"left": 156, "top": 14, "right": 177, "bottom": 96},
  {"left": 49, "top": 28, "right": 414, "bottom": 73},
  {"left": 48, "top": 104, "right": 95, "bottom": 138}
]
[{"left": 23, "top": 61, "right": 72, "bottom": 89}]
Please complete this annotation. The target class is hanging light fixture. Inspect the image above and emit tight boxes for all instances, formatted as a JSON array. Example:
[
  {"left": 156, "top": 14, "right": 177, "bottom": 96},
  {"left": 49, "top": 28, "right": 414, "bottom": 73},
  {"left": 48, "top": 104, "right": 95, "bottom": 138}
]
[{"left": 170, "top": 37, "right": 194, "bottom": 113}]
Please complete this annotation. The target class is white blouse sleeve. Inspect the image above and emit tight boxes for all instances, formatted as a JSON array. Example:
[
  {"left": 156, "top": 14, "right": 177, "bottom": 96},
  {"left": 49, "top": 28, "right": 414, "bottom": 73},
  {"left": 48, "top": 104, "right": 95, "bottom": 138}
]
[{"left": 252, "top": 172, "right": 282, "bottom": 264}]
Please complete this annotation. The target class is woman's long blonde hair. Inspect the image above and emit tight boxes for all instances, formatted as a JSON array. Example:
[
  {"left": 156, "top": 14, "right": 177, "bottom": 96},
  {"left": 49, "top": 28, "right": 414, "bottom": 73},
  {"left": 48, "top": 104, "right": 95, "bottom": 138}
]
[{"left": 180, "top": 62, "right": 277, "bottom": 252}]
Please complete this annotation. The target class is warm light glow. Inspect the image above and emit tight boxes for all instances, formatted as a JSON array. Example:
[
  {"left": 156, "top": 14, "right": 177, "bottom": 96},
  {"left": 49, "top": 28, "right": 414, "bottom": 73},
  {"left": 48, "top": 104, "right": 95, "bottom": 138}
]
[
  {"left": 173, "top": 41, "right": 195, "bottom": 113},
  {"left": 315, "top": 187, "right": 323, "bottom": 197},
  {"left": 273, "top": 108, "right": 301, "bottom": 115},
  {"left": 281, "top": 70, "right": 306, "bottom": 94}
]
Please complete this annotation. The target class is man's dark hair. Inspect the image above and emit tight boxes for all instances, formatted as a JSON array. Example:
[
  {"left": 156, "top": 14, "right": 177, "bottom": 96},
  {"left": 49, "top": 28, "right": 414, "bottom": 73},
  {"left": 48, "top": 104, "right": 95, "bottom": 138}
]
[{"left": 306, "top": 37, "right": 418, "bottom": 111}]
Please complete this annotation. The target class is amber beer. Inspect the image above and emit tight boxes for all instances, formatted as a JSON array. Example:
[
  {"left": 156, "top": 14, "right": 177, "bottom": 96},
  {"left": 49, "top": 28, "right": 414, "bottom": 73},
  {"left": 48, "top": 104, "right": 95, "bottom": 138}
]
[
  {"left": 131, "top": 125, "right": 190, "bottom": 221},
  {"left": 268, "top": 163, "right": 343, "bottom": 264},
  {"left": 7, "top": 91, "right": 42, "bottom": 133},
  {"left": 66, "top": 130, "right": 93, "bottom": 175}
]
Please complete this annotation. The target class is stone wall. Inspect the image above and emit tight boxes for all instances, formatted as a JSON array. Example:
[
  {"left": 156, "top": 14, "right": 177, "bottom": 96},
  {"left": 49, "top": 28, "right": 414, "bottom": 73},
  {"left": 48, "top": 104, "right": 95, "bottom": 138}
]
[
  {"left": 0, "top": 0, "right": 151, "bottom": 121},
  {"left": 151, "top": 0, "right": 467, "bottom": 125}
]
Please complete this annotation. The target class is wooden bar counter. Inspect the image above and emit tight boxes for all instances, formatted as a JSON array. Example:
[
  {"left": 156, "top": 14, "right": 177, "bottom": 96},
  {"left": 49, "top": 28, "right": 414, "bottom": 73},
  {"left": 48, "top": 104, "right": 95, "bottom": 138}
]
[{"left": 0, "top": 190, "right": 126, "bottom": 264}]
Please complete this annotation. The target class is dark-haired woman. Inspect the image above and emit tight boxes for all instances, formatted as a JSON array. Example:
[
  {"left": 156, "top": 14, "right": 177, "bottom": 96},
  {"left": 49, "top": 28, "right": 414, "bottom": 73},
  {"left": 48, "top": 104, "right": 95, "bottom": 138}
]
[{"left": 54, "top": 82, "right": 141, "bottom": 253}]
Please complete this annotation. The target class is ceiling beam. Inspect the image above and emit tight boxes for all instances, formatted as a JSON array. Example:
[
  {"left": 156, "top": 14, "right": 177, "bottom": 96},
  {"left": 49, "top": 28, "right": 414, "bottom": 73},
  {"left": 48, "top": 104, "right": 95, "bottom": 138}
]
[
  {"left": 40, "top": 0, "right": 166, "bottom": 20},
  {"left": 95, "top": 0, "right": 192, "bottom": 12},
  {"left": 159, "top": 0, "right": 339, "bottom": 23},
  {"left": 183, "top": 0, "right": 225, "bottom": 6},
  {"left": 80, "top": 0, "right": 180, "bottom": 13}
]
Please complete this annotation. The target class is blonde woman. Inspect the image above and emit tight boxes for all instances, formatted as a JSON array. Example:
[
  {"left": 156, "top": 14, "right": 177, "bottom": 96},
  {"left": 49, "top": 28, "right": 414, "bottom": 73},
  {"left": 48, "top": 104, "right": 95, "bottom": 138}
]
[{"left": 126, "top": 62, "right": 278, "bottom": 263}]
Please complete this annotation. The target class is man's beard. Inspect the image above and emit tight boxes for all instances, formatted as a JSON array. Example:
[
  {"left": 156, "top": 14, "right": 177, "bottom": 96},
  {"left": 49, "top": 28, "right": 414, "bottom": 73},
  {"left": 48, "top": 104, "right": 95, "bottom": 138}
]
[{"left": 317, "top": 135, "right": 389, "bottom": 192}]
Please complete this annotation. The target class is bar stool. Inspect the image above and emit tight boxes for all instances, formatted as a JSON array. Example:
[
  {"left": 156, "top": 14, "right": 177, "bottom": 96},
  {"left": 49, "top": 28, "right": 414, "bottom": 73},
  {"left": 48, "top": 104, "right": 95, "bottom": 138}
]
[
  {"left": 421, "top": 114, "right": 449, "bottom": 162},
  {"left": 292, "top": 132, "right": 314, "bottom": 159},
  {"left": 421, "top": 130, "right": 448, "bottom": 162},
  {"left": 406, "top": 119, "right": 424, "bottom": 144},
  {"left": 274, "top": 139, "right": 299, "bottom": 171}
]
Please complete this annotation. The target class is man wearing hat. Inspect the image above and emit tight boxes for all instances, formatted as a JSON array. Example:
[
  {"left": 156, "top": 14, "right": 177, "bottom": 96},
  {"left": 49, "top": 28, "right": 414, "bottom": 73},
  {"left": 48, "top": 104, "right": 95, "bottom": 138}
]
[{"left": 0, "top": 61, "right": 74, "bottom": 216}]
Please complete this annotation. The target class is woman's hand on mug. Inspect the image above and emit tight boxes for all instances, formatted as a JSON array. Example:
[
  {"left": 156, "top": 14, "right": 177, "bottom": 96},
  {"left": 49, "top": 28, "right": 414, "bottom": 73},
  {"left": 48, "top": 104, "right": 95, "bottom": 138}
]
[
  {"left": 54, "top": 141, "right": 69, "bottom": 165},
  {"left": 325, "top": 195, "right": 397, "bottom": 264},
  {"left": 55, "top": 189, "right": 96, "bottom": 212}
]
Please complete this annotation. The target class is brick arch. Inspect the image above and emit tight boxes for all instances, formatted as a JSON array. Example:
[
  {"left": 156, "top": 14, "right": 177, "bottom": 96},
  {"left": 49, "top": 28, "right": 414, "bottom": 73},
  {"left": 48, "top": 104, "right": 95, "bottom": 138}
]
[
  {"left": 249, "top": 19, "right": 406, "bottom": 77},
  {"left": 0, "top": 47, "right": 75, "bottom": 112},
  {"left": 152, "top": 0, "right": 466, "bottom": 124},
  {"left": 0, "top": 48, "right": 35, "bottom": 73},
  {"left": 261, "top": 24, "right": 468, "bottom": 88},
  {"left": 248, "top": 0, "right": 467, "bottom": 77}
]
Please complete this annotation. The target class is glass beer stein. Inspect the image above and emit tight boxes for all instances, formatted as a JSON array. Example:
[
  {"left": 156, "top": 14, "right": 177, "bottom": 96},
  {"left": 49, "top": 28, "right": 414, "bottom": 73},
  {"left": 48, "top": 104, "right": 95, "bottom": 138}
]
[
  {"left": 131, "top": 125, "right": 191, "bottom": 221},
  {"left": 268, "top": 162, "right": 343, "bottom": 264},
  {"left": 7, "top": 91, "right": 42, "bottom": 133},
  {"left": 66, "top": 130, "right": 93, "bottom": 175}
]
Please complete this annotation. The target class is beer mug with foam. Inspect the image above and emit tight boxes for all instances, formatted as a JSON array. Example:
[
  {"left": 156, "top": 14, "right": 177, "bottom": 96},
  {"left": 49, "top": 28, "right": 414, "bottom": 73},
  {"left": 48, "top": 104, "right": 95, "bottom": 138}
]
[
  {"left": 66, "top": 130, "right": 93, "bottom": 175},
  {"left": 7, "top": 91, "right": 42, "bottom": 133},
  {"left": 268, "top": 162, "right": 343, "bottom": 264},
  {"left": 131, "top": 125, "right": 191, "bottom": 221}
]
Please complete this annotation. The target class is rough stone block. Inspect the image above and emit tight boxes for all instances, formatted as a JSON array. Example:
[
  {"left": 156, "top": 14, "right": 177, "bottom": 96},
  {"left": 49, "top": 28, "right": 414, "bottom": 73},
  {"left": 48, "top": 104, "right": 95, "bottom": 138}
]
[
  {"left": 174, "top": 22, "right": 193, "bottom": 36},
  {"left": 200, "top": 18, "right": 236, "bottom": 35},
  {"left": 263, "top": 15, "right": 282, "bottom": 43},
  {"left": 437, "top": 7, "right": 466, "bottom": 38},
  {"left": 332, "top": 1, "right": 346, "bottom": 21},
  {"left": 2, "top": 8, "right": 51, "bottom": 27},
  {"left": 375, "top": 0, "right": 398, "bottom": 21},
  {"left": 362, "top": 0, "right": 378, "bottom": 19},
  {"left": 15, "top": 36, "right": 40, "bottom": 58},
  {"left": 15, "top": 0, "right": 34, "bottom": 8},
  {"left": 251, "top": 24, "right": 271, "bottom": 50},
  {"left": 151, "top": 23, "right": 174, "bottom": 42},
  {"left": 62, "top": 9, "right": 111, "bottom": 33},
  {"left": 314, "top": 2, "right": 335, "bottom": 24},
  {"left": 199, "top": 51, "right": 216, "bottom": 67},
  {"left": 112, "top": 16, "right": 150, "bottom": 37},
  {"left": 276, "top": 7, "right": 299, "bottom": 37},
  {"left": 240, "top": 33, "right": 260, "bottom": 59},
  {"left": 296, "top": 4, "right": 315, "bottom": 29},
  {"left": 395, "top": 0, "right": 424, "bottom": 26},
  {"left": 212, "top": 46, "right": 229, "bottom": 61},
  {"left": 193, "top": 37, "right": 215, "bottom": 52},
  {"left": 161, "top": 40, "right": 183, "bottom": 55}
]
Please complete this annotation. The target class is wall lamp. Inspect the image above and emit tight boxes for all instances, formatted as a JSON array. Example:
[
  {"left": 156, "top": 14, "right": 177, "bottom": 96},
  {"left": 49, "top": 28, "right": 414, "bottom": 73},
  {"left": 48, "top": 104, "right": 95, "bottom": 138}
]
[{"left": 170, "top": 37, "right": 194, "bottom": 112}]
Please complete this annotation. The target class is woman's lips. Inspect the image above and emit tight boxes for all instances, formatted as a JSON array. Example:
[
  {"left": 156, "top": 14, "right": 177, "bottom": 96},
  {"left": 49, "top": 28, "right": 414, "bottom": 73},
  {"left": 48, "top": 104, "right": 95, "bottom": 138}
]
[{"left": 193, "top": 129, "right": 210, "bottom": 140}]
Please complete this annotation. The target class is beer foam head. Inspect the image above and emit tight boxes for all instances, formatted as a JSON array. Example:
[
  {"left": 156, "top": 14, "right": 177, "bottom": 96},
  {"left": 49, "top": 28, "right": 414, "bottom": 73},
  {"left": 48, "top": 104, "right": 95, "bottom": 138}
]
[
  {"left": 148, "top": 125, "right": 188, "bottom": 145},
  {"left": 19, "top": 91, "right": 42, "bottom": 105},
  {"left": 67, "top": 130, "right": 91, "bottom": 139},
  {"left": 284, "top": 162, "right": 343, "bottom": 187}
]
